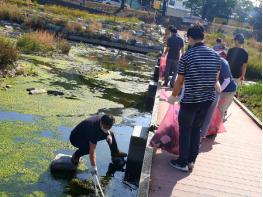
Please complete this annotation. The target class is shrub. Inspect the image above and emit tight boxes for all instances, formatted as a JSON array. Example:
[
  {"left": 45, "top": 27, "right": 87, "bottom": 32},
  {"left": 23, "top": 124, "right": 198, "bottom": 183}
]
[
  {"left": 66, "top": 21, "right": 83, "bottom": 32},
  {"left": 17, "top": 31, "right": 56, "bottom": 53},
  {"left": 87, "top": 20, "right": 102, "bottom": 33},
  {"left": 238, "top": 82, "right": 262, "bottom": 120},
  {"left": 120, "top": 31, "right": 133, "bottom": 41},
  {"left": 0, "top": 36, "right": 19, "bottom": 69},
  {"left": 0, "top": 2, "right": 23, "bottom": 22},
  {"left": 56, "top": 39, "right": 71, "bottom": 55}
]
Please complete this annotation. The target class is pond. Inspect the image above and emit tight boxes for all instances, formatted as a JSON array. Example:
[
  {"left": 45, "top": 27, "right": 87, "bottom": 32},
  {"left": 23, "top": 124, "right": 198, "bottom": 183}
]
[{"left": 0, "top": 42, "right": 156, "bottom": 196}]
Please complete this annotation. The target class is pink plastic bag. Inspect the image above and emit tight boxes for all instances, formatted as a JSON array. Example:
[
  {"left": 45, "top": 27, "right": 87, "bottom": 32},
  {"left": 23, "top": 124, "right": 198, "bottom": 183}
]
[
  {"left": 150, "top": 103, "right": 180, "bottom": 155},
  {"left": 160, "top": 56, "right": 167, "bottom": 79},
  {"left": 150, "top": 89, "right": 225, "bottom": 155}
]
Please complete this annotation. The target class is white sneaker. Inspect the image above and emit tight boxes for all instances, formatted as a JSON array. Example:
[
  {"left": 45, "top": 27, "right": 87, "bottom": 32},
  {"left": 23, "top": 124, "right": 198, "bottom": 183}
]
[
  {"left": 170, "top": 160, "right": 189, "bottom": 172},
  {"left": 188, "top": 162, "right": 195, "bottom": 170}
]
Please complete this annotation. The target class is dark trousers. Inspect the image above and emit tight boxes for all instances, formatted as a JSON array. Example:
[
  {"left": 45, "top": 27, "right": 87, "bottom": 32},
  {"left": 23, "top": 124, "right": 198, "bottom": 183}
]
[
  {"left": 70, "top": 132, "right": 119, "bottom": 158},
  {"left": 178, "top": 101, "right": 212, "bottom": 165},
  {"left": 164, "top": 59, "right": 178, "bottom": 85}
]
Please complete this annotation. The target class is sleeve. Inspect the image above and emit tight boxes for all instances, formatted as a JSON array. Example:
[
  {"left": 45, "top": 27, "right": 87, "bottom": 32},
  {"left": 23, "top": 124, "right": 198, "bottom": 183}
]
[
  {"left": 89, "top": 136, "right": 97, "bottom": 145},
  {"left": 220, "top": 60, "right": 229, "bottom": 79},
  {"left": 177, "top": 53, "right": 188, "bottom": 76},
  {"left": 226, "top": 49, "right": 232, "bottom": 62},
  {"left": 243, "top": 51, "right": 248, "bottom": 63}
]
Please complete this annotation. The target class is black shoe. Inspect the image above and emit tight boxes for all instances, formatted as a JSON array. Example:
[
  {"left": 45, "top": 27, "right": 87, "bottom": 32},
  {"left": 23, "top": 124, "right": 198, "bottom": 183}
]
[
  {"left": 169, "top": 159, "right": 189, "bottom": 172},
  {"left": 112, "top": 151, "right": 127, "bottom": 158},
  {"left": 71, "top": 155, "right": 80, "bottom": 166},
  {"left": 162, "top": 82, "right": 168, "bottom": 87},
  {"left": 206, "top": 134, "right": 217, "bottom": 139}
]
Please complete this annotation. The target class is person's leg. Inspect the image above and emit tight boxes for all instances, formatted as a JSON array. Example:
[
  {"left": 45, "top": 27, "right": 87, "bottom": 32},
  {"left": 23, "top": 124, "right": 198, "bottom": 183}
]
[
  {"left": 200, "top": 93, "right": 220, "bottom": 138},
  {"left": 72, "top": 144, "right": 90, "bottom": 165},
  {"left": 170, "top": 60, "right": 178, "bottom": 87},
  {"left": 177, "top": 103, "right": 197, "bottom": 166},
  {"left": 108, "top": 132, "right": 127, "bottom": 157},
  {"left": 218, "top": 92, "right": 235, "bottom": 120},
  {"left": 164, "top": 59, "right": 172, "bottom": 85},
  {"left": 188, "top": 101, "right": 211, "bottom": 163}
]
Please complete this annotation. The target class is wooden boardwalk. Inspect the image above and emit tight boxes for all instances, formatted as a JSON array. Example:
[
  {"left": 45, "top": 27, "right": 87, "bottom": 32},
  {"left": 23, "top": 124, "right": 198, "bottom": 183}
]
[{"left": 149, "top": 88, "right": 261, "bottom": 197}]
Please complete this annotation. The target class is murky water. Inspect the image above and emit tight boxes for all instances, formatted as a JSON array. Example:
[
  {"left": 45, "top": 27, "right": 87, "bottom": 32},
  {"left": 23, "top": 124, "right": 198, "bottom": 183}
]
[{"left": 0, "top": 42, "right": 155, "bottom": 196}]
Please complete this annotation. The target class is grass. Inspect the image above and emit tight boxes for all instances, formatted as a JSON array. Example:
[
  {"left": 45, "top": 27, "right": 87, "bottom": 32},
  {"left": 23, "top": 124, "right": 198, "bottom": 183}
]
[
  {"left": 17, "top": 31, "right": 56, "bottom": 54},
  {"left": 44, "top": 4, "right": 140, "bottom": 24},
  {"left": 205, "top": 33, "right": 262, "bottom": 81},
  {"left": 0, "top": 2, "right": 24, "bottom": 23},
  {"left": 16, "top": 31, "right": 71, "bottom": 55},
  {"left": 0, "top": 36, "right": 19, "bottom": 69},
  {"left": 238, "top": 82, "right": 262, "bottom": 120}
]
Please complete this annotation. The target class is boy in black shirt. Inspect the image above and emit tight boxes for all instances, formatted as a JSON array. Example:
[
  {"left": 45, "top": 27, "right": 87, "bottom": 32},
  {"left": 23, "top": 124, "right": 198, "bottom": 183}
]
[
  {"left": 70, "top": 114, "right": 127, "bottom": 175},
  {"left": 227, "top": 33, "right": 248, "bottom": 85}
]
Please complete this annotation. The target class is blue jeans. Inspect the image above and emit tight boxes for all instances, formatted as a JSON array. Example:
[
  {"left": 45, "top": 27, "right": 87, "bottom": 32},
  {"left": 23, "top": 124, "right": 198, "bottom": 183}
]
[{"left": 164, "top": 59, "right": 178, "bottom": 86}]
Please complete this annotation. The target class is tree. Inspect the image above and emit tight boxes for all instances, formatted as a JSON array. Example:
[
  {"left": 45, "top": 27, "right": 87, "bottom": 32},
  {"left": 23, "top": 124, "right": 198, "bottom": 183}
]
[
  {"left": 231, "top": 0, "right": 254, "bottom": 22},
  {"left": 183, "top": 0, "right": 238, "bottom": 21}
]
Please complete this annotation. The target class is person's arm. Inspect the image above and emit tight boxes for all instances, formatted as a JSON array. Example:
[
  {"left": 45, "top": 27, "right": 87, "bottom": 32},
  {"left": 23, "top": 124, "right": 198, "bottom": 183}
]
[
  {"left": 220, "top": 78, "right": 230, "bottom": 91},
  {"left": 167, "top": 74, "right": 184, "bottom": 104},
  {"left": 180, "top": 38, "right": 184, "bottom": 57},
  {"left": 240, "top": 63, "right": 247, "bottom": 81},
  {"left": 89, "top": 142, "right": 97, "bottom": 167},
  {"left": 171, "top": 74, "right": 184, "bottom": 97},
  {"left": 162, "top": 47, "right": 169, "bottom": 57},
  {"left": 180, "top": 47, "right": 184, "bottom": 57},
  {"left": 215, "top": 71, "right": 221, "bottom": 93}
]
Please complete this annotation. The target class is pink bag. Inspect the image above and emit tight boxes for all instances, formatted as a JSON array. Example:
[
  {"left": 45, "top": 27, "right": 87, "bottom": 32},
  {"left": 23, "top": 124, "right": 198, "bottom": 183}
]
[
  {"left": 150, "top": 103, "right": 180, "bottom": 155},
  {"left": 150, "top": 89, "right": 225, "bottom": 155},
  {"left": 160, "top": 56, "right": 166, "bottom": 79}
]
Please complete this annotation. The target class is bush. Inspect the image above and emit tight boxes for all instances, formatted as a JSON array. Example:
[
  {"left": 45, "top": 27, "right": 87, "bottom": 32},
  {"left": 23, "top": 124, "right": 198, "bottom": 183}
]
[
  {"left": 238, "top": 82, "right": 262, "bottom": 120},
  {"left": 66, "top": 21, "right": 83, "bottom": 32},
  {"left": 0, "top": 36, "right": 19, "bottom": 69},
  {"left": 56, "top": 39, "right": 71, "bottom": 55},
  {"left": 0, "top": 3, "right": 23, "bottom": 23},
  {"left": 17, "top": 31, "right": 56, "bottom": 53}
]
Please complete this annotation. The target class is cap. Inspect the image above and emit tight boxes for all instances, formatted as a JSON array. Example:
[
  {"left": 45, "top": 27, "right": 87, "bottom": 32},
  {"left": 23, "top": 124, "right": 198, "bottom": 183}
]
[{"left": 234, "top": 33, "right": 245, "bottom": 44}]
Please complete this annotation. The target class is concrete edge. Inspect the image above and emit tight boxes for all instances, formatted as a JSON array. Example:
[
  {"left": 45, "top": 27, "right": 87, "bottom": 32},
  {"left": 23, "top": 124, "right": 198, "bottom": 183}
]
[
  {"left": 233, "top": 97, "right": 262, "bottom": 129},
  {"left": 137, "top": 81, "right": 161, "bottom": 197}
]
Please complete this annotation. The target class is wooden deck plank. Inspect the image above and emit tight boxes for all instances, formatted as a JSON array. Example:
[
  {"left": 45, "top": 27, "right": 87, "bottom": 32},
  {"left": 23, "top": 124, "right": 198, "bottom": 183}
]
[{"left": 149, "top": 88, "right": 261, "bottom": 197}]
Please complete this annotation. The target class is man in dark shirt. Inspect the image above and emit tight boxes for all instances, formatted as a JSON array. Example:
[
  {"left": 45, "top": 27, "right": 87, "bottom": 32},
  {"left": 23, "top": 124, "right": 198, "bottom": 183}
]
[
  {"left": 227, "top": 33, "right": 248, "bottom": 85},
  {"left": 70, "top": 114, "right": 127, "bottom": 175},
  {"left": 162, "top": 27, "right": 184, "bottom": 88},
  {"left": 167, "top": 24, "right": 221, "bottom": 172}
]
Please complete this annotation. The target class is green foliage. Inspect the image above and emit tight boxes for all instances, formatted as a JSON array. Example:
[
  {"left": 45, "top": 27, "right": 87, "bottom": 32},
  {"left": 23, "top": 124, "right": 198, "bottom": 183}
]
[
  {"left": 238, "top": 83, "right": 262, "bottom": 120},
  {"left": 17, "top": 31, "right": 71, "bottom": 55},
  {"left": 17, "top": 31, "right": 55, "bottom": 54},
  {"left": 0, "top": 36, "right": 19, "bottom": 69},
  {"left": 183, "top": 0, "right": 238, "bottom": 21}
]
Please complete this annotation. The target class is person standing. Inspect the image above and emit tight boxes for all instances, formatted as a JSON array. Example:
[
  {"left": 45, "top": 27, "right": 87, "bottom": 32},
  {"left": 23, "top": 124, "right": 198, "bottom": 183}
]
[
  {"left": 227, "top": 33, "right": 248, "bottom": 86},
  {"left": 167, "top": 24, "right": 221, "bottom": 172},
  {"left": 200, "top": 50, "right": 237, "bottom": 138},
  {"left": 162, "top": 27, "right": 184, "bottom": 88}
]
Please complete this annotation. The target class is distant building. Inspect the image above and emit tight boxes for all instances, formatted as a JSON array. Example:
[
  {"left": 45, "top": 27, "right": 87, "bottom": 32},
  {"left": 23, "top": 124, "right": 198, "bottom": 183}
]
[
  {"left": 163, "top": 0, "right": 202, "bottom": 28},
  {"left": 165, "top": 0, "right": 189, "bottom": 18}
]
